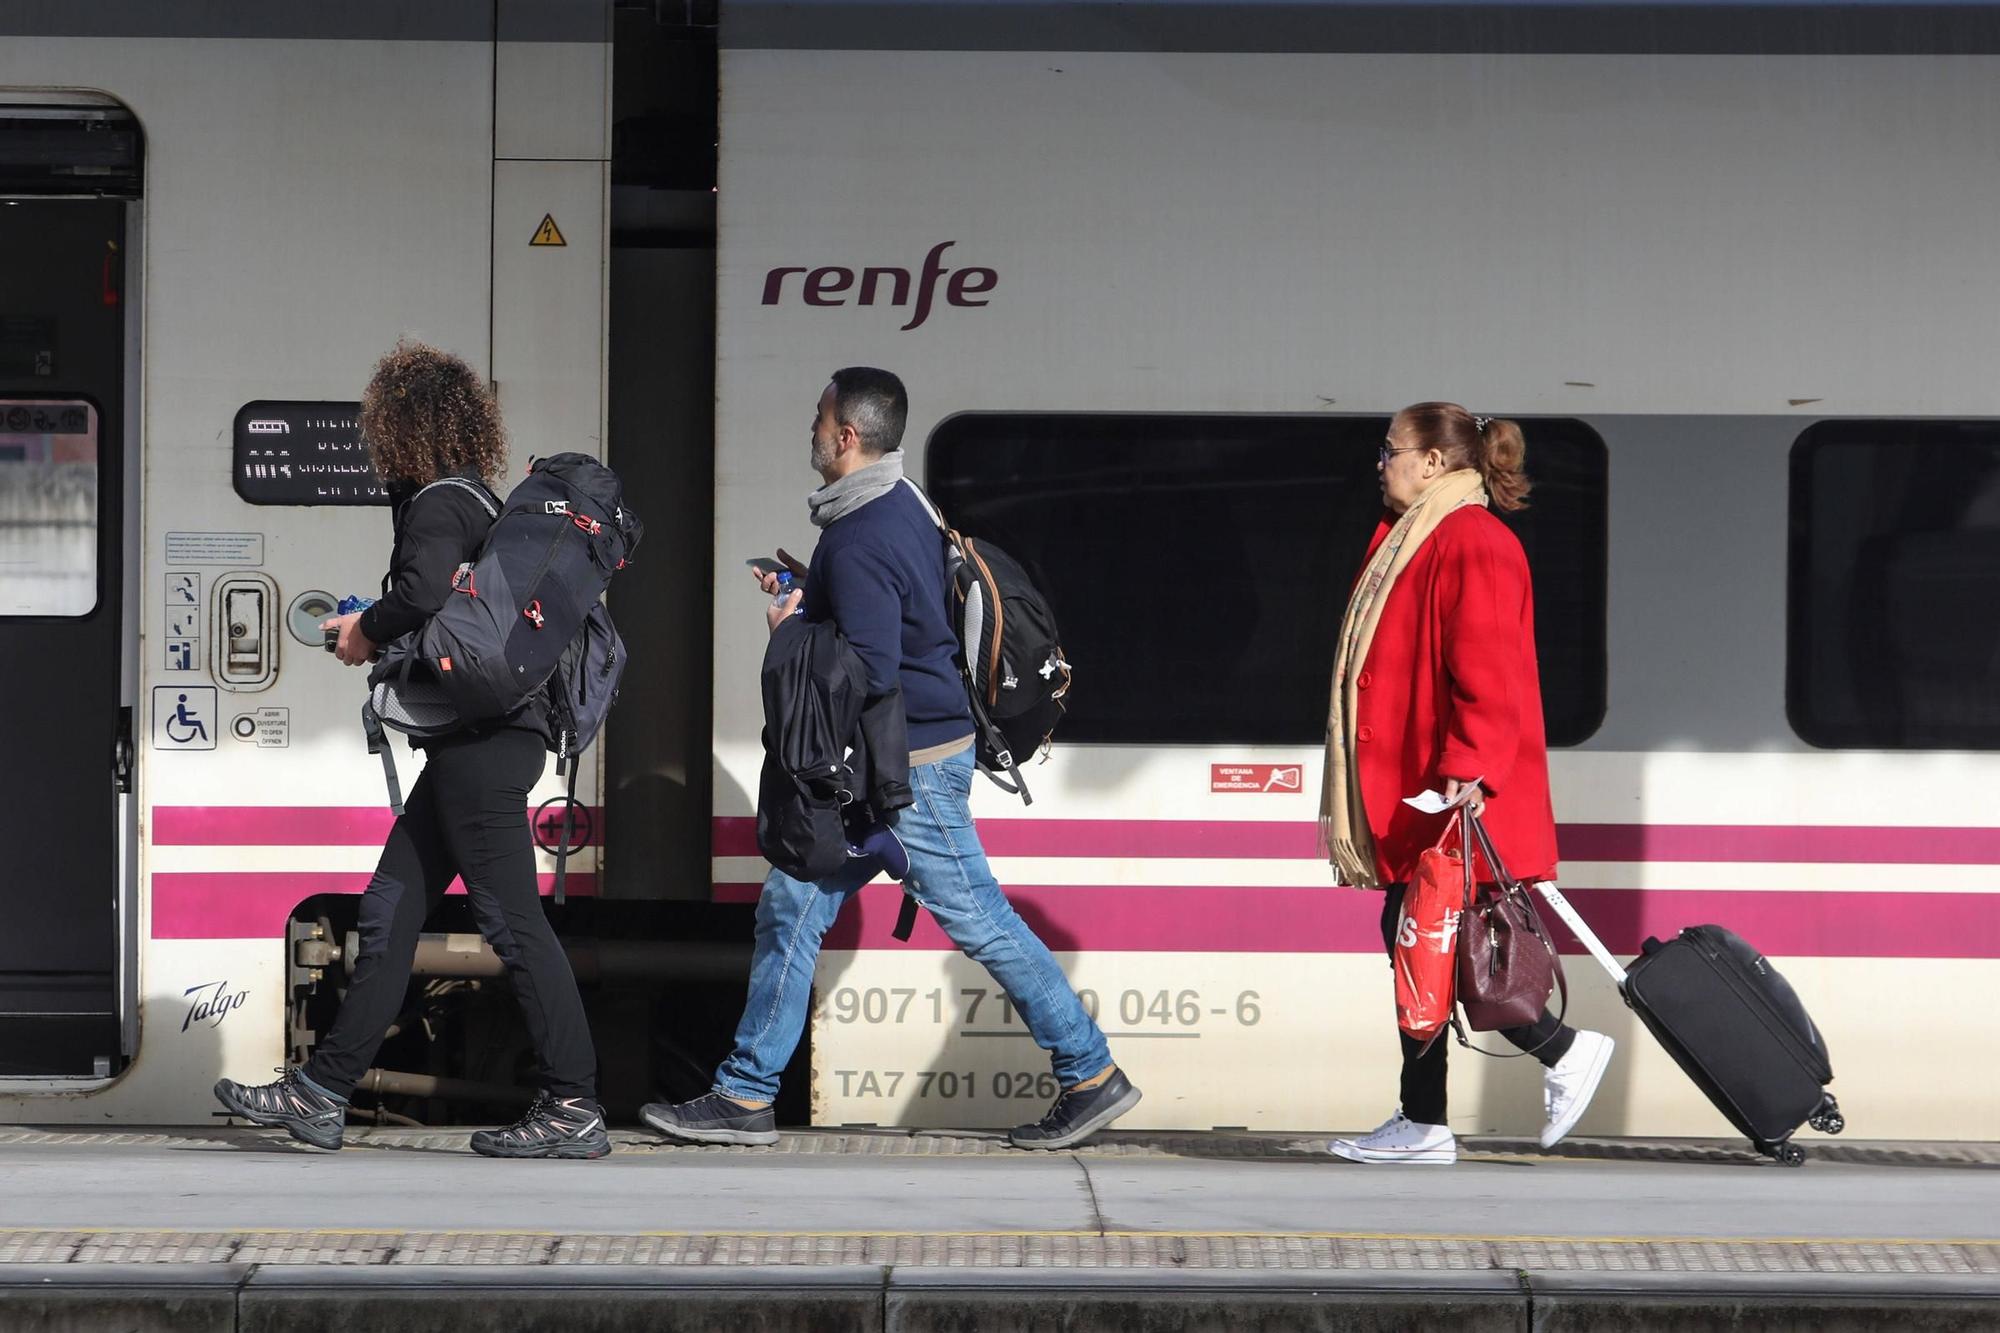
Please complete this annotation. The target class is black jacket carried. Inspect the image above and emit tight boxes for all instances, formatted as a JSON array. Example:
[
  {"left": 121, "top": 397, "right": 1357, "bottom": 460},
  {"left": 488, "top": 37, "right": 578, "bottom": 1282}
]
[{"left": 756, "top": 615, "right": 913, "bottom": 882}]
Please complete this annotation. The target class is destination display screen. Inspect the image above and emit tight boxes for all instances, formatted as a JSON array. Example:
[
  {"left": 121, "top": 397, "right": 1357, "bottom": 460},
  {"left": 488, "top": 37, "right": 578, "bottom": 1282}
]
[{"left": 231, "top": 401, "right": 387, "bottom": 505}]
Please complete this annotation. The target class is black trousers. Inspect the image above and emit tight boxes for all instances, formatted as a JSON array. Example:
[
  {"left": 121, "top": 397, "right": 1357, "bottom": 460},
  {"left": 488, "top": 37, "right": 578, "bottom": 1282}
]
[
  {"left": 1379, "top": 882, "right": 1573, "bottom": 1126},
  {"left": 305, "top": 727, "right": 597, "bottom": 1101}
]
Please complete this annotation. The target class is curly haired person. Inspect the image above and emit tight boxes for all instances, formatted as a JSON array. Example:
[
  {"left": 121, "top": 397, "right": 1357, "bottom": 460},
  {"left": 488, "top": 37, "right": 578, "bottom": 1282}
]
[{"left": 214, "top": 342, "right": 607, "bottom": 1158}]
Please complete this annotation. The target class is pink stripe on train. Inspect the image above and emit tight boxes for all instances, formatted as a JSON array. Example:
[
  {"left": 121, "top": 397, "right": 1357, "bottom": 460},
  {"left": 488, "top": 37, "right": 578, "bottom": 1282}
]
[
  {"left": 709, "top": 881, "right": 2000, "bottom": 959},
  {"left": 152, "top": 871, "right": 598, "bottom": 940},
  {"left": 154, "top": 806, "right": 604, "bottom": 848},
  {"left": 711, "top": 815, "right": 2000, "bottom": 865}
]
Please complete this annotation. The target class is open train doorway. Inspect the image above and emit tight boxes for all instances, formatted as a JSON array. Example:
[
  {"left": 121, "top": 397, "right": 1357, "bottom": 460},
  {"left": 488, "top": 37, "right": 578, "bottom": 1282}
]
[{"left": 0, "top": 96, "right": 142, "bottom": 1078}]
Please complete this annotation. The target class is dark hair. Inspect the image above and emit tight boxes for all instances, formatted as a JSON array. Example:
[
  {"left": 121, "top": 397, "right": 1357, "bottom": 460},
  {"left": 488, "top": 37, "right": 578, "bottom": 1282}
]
[
  {"left": 1394, "top": 401, "right": 1531, "bottom": 512},
  {"left": 360, "top": 340, "right": 507, "bottom": 487},
  {"left": 829, "top": 366, "right": 908, "bottom": 456}
]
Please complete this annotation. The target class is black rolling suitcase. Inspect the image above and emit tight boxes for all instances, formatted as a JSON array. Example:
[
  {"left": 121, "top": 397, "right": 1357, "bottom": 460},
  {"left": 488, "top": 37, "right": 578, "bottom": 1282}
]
[{"left": 1532, "top": 880, "right": 1844, "bottom": 1166}]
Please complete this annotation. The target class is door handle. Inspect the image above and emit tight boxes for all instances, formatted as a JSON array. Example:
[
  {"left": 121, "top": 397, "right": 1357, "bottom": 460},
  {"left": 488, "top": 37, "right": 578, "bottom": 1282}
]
[{"left": 113, "top": 705, "right": 133, "bottom": 794}]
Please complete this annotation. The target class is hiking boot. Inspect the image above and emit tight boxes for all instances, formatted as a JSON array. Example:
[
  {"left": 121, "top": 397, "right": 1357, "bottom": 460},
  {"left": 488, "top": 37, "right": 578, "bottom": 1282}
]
[
  {"left": 213, "top": 1067, "right": 347, "bottom": 1151},
  {"left": 1541, "top": 1029, "right": 1615, "bottom": 1148},
  {"left": 640, "top": 1091, "right": 780, "bottom": 1146},
  {"left": 469, "top": 1092, "right": 611, "bottom": 1159},
  {"left": 1009, "top": 1068, "right": 1142, "bottom": 1149},
  {"left": 1328, "top": 1109, "right": 1456, "bottom": 1164}
]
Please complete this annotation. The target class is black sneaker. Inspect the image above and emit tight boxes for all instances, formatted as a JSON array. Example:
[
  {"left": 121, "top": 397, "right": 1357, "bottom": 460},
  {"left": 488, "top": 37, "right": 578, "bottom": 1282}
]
[
  {"left": 469, "top": 1092, "right": 611, "bottom": 1159},
  {"left": 639, "top": 1091, "right": 779, "bottom": 1146},
  {"left": 1009, "top": 1068, "right": 1143, "bottom": 1150},
  {"left": 213, "top": 1067, "right": 347, "bottom": 1151}
]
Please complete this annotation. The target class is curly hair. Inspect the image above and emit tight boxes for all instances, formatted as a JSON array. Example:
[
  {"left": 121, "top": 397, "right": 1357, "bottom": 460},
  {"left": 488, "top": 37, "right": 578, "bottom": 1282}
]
[{"left": 359, "top": 340, "right": 507, "bottom": 487}]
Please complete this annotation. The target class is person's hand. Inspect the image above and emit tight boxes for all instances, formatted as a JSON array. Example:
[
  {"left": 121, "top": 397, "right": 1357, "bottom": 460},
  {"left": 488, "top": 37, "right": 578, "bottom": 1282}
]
[
  {"left": 751, "top": 547, "right": 809, "bottom": 595},
  {"left": 321, "top": 612, "right": 377, "bottom": 667},
  {"left": 766, "top": 588, "right": 803, "bottom": 633},
  {"left": 1442, "top": 778, "right": 1486, "bottom": 815}
]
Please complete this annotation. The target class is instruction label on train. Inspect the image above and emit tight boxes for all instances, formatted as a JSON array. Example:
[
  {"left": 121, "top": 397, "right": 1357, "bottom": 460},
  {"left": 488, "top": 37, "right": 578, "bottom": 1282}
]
[{"left": 165, "top": 532, "right": 264, "bottom": 566}]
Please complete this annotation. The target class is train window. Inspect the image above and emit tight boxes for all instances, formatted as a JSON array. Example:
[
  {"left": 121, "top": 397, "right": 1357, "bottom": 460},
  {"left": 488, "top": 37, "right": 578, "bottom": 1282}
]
[
  {"left": 926, "top": 414, "right": 1608, "bottom": 747},
  {"left": 1788, "top": 420, "right": 2000, "bottom": 749},
  {"left": 0, "top": 398, "right": 98, "bottom": 617}
]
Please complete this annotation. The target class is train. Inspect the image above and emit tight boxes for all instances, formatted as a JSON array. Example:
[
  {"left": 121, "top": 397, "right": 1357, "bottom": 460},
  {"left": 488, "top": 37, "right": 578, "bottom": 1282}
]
[{"left": 3, "top": 1, "right": 1996, "bottom": 1139}]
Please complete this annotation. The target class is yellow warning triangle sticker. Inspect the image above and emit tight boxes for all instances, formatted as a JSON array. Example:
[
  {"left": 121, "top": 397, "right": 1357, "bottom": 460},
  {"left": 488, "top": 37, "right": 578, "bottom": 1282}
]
[{"left": 530, "top": 214, "right": 567, "bottom": 247}]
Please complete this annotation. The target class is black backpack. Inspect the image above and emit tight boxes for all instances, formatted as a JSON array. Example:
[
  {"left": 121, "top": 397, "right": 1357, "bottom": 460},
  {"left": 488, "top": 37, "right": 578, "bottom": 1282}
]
[
  {"left": 363, "top": 455, "right": 641, "bottom": 899},
  {"left": 416, "top": 453, "right": 640, "bottom": 724},
  {"left": 902, "top": 480, "right": 1071, "bottom": 805}
]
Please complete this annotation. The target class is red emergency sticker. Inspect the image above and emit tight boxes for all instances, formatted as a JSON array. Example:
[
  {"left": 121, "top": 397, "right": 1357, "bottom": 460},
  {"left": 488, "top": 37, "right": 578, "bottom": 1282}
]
[{"left": 1210, "top": 763, "right": 1305, "bottom": 794}]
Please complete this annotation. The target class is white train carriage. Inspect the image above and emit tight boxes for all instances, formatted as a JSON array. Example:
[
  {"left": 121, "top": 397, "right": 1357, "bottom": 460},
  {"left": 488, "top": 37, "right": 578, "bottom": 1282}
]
[
  {"left": 3, "top": 1, "right": 1997, "bottom": 1142},
  {"left": 711, "top": 1, "right": 2000, "bottom": 1139},
  {"left": 0, "top": 4, "right": 627, "bottom": 1120}
]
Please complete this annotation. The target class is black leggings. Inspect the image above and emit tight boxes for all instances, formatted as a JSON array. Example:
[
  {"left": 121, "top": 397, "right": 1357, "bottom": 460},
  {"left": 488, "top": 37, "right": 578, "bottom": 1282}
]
[
  {"left": 305, "top": 727, "right": 597, "bottom": 1101},
  {"left": 1379, "top": 882, "right": 1573, "bottom": 1126}
]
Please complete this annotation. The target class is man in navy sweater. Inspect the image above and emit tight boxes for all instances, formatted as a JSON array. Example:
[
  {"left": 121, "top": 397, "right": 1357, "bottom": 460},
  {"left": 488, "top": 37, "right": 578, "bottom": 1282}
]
[{"left": 642, "top": 367, "right": 1140, "bottom": 1149}]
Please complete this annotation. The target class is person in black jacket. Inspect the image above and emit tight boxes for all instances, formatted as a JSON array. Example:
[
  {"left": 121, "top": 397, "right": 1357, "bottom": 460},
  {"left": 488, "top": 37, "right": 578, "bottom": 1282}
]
[{"left": 213, "top": 342, "right": 607, "bottom": 1158}]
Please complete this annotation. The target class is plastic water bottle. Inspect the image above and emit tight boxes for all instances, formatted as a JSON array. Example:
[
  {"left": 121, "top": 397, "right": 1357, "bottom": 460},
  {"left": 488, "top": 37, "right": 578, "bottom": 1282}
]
[
  {"left": 771, "top": 571, "right": 804, "bottom": 617},
  {"left": 326, "top": 595, "right": 378, "bottom": 651}
]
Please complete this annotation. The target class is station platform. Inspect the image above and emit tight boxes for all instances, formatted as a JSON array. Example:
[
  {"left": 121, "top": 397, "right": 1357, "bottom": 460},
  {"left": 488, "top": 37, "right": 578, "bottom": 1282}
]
[{"left": 0, "top": 1125, "right": 1995, "bottom": 1330}]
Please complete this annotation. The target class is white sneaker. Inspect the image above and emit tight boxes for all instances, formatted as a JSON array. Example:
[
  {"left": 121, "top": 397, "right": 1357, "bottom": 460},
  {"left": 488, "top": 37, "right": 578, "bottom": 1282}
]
[
  {"left": 1328, "top": 1110, "right": 1457, "bottom": 1164},
  {"left": 1541, "top": 1029, "right": 1615, "bottom": 1148}
]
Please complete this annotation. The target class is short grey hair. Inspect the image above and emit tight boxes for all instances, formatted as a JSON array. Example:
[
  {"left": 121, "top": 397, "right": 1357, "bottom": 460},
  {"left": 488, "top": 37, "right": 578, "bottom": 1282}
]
[{"left": 829, "top": 366, "right": 908, "bottom": 456}]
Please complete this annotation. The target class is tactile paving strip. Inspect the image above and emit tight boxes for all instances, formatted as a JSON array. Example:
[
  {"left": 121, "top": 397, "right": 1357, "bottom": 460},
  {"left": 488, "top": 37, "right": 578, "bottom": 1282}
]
[
  {"left": 1, "top": 1229, "right": 1995, "bottom": 1272},
  {"left": 1, "top": 1127, "right": 1993, "bottom": 1167}
]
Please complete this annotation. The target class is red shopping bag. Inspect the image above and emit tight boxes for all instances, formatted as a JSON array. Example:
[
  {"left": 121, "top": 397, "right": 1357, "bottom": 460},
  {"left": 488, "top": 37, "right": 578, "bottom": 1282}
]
[{"left": 1394, "top": 813, "right": 1466, "bottom": 1041}]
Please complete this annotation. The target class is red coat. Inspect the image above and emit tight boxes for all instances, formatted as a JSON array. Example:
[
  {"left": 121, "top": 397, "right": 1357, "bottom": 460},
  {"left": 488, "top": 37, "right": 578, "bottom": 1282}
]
[{"left": 1352, "top": 505, "right": 1558, "bottom": 886}]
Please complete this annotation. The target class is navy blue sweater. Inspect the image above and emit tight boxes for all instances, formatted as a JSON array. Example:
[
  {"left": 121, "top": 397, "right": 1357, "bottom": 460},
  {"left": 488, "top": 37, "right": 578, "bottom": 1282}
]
[{"left": 801, "top": 482, "right": 972, "bottom": 751}]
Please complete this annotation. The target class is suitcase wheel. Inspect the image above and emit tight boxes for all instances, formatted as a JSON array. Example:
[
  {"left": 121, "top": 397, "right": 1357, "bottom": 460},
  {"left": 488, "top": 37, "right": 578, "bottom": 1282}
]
[
  {"left": 1771, "top": 1141, "right": 1807, "bottom": 1167},
  {"left": 1808, "top": 1095, "right": 1845, "bottom": 1136}
]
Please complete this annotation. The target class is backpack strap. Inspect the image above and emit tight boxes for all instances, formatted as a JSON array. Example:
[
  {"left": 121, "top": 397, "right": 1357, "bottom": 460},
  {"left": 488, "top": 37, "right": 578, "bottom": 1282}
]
[
  {"left": 552, "top": 736, "right": 578, "bottom": 907},
  {"left": 892, "top": 893, "right": 919, "bottom": 942},
  {"left": 360, "top": 701, "right": 405, "bottom": 816},
  {"left": 900, "top": 476, "right": 948, "bottom": 532},
  {"left": 413, "top": 474, "right": 500, "bottom": 520},
  {"left": 968, "top": 689, "right": 1032, "bottom": 804}
]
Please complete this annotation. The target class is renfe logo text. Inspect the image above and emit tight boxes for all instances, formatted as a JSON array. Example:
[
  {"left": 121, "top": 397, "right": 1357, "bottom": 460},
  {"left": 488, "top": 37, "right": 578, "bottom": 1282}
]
[{"left": 762, "top": 241, "right": 996, "bottom": 332}]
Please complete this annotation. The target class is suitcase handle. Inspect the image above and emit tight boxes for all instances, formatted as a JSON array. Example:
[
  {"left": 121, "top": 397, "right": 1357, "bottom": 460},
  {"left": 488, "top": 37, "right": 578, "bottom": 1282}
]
[{"left": 1531, "top": 879, "right": 1630, "bottom": 986}]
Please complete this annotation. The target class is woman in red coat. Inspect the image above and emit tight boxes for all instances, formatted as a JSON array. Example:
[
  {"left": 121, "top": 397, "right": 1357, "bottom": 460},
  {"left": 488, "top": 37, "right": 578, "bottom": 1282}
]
[{"left": 1323, "top": 402, "right": 1615, "bottom": 1165}]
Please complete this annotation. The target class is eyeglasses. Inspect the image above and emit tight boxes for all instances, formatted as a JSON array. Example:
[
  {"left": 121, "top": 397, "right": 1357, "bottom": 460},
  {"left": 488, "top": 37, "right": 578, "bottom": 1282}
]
[{"left": 1378, "top": 442, "right": 1425, "bottom": 464}]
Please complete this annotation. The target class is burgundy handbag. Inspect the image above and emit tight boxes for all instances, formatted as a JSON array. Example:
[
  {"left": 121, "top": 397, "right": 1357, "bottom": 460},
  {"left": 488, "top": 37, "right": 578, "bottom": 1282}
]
[{"left": 1454, "top": 812, "right": 1567, "bottom": 1046}]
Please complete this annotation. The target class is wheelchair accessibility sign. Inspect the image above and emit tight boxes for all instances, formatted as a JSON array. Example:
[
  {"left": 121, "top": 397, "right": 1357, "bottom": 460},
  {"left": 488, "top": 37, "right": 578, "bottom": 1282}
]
[{"left": 154, "top": 685, "right": 218, "bottom": 751}]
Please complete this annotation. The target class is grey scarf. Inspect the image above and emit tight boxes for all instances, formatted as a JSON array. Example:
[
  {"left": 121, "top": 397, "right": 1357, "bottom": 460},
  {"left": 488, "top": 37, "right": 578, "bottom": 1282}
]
[{"left": 807, "top": 450, "right": 906, "bottom": 528}]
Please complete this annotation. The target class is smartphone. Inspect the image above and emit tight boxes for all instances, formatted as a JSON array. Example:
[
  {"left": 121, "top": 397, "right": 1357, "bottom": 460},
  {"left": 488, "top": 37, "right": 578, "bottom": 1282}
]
[{"left": 745, "top": 557, "right": 788, "bottom": 578}]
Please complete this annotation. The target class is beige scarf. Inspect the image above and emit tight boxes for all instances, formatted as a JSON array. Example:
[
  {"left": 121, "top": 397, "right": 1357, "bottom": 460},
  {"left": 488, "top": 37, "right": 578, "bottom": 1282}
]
[{"left": 1320, "top": 469, "right": 1489, "bottom": 886}]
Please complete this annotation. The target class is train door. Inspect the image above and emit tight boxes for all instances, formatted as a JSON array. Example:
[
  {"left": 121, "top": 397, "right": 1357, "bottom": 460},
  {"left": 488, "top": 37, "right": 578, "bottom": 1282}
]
[{"left": 0, "top": 101, "right": 141, "bottom": 1077}]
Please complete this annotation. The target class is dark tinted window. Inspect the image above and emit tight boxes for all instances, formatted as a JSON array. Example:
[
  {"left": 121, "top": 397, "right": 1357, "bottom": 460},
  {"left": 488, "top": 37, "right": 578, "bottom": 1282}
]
[
  {"left": 927, "top": 414, "right": 1607, "bottom": 746},
  {"left": 1789, "top": 420, "right": 2000, "bottom": 749}
]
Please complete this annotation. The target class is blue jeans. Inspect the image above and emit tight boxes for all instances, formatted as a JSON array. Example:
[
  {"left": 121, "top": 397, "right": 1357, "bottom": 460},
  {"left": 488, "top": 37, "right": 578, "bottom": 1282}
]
[{"left": 714, "top": 746, "right": 1113, "bottom": 1103}]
